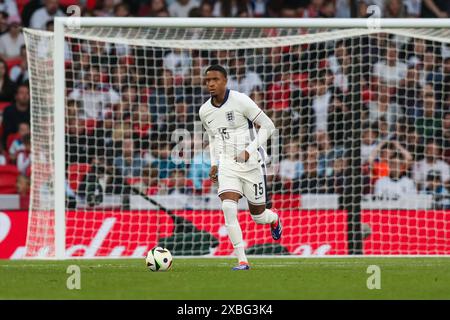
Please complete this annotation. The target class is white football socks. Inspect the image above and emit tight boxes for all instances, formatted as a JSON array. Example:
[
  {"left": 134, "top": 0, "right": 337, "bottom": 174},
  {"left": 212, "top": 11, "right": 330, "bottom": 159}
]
[
  {"left": 252, "top": 209, "right": 278, "bottom": 225},
  {"left": 222, "top": 199, "right": 248, "bottom": 264}
]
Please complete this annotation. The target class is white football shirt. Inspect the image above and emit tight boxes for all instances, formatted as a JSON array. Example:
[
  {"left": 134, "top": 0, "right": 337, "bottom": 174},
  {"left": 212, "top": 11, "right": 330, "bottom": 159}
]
[{"left": 199, "top": 89, "right": 265, "bottom": 172}]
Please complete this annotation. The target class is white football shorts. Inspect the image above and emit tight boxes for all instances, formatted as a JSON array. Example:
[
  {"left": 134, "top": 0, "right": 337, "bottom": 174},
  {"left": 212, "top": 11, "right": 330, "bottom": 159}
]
[{"left": 217, "top": 165, "right": 267, "bottom": 205}]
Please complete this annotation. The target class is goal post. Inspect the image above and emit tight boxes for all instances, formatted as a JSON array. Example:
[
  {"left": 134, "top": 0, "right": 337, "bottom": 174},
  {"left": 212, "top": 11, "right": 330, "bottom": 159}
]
[{"left": 24, "top": 18, "right": 450, "bottom": 259}]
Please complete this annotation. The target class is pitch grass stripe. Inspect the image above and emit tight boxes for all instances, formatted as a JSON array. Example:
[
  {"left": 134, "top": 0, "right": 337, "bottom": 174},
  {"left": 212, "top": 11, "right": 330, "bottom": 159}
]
[{"left": 1, "top": 258, "right": 449, "bottom": 300}]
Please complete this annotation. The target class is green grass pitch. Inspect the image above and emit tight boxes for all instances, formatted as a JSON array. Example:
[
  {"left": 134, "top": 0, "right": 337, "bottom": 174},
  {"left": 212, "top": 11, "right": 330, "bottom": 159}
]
[{"left": 0, "top": 258, "right": 449, "bottom": 299}]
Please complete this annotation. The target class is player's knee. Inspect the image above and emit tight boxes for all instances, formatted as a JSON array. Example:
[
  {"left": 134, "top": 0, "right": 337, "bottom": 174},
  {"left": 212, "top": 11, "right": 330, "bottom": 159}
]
[{"left": 251, "top": 212, "right": 266, "bottom": 224}]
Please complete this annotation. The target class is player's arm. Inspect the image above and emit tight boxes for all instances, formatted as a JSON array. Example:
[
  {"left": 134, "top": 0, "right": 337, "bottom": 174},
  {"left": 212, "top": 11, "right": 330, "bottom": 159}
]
[
  {"left": 236, "top": 94, "right": 276, "bottom": 163},
  {"left": 207, "top": 133, "right": 218, "bottom": 183},
  {"left": 200, "top": 112, "right": 219, "bottom": 183}
]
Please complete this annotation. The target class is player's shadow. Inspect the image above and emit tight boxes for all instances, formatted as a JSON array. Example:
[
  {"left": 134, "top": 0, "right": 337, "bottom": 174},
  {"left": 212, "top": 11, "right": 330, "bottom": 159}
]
[{"left": 158, "top": 215, "right": 220, "bottom": 255}]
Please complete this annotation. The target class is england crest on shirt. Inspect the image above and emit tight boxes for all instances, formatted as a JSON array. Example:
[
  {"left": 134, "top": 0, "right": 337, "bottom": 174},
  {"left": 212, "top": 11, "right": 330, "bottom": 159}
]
[{"left": 226, "top": 111, "right": 235, "bottom": 123}]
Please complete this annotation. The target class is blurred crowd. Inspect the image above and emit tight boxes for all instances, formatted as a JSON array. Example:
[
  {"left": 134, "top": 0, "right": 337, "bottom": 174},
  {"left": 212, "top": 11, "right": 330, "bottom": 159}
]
[{"left": 0, "top": 0, "right": 449, "bottom": 210}]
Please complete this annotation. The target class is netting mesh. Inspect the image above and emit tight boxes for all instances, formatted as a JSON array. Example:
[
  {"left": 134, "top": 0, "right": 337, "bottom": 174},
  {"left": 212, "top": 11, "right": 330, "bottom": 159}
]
[
  {"left": 24, "top": 25, "right": 450, "bottom": 258},
  {"left": 24, "top": 30, "right": 55, "bottom": 257}
]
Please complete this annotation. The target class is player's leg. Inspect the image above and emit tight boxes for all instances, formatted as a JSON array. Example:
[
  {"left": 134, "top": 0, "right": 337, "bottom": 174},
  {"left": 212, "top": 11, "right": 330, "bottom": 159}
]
[
  {"left": 247, "top": 202, "right": 282, "bottom": 240},
  {"left": 243, "top": 168, "right": 282, "bottom": 240},
  {"left": 217, "top": 171, "right": 249, "bottom": 270}
]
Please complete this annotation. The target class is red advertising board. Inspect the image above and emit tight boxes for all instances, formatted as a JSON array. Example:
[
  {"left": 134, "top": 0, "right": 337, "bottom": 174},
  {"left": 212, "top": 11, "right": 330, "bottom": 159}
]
[{"left": 0, "top": 210, "right": 449, "bottom": 259}]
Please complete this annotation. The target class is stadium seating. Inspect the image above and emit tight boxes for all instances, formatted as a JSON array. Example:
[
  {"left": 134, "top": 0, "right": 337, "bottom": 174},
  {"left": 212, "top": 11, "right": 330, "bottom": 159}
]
[
  {"left": 0, "top": 165, "right": 19, "bottom": 194},
  {"left": 67, "top": 163, "right": 91, "bottom": 193}
]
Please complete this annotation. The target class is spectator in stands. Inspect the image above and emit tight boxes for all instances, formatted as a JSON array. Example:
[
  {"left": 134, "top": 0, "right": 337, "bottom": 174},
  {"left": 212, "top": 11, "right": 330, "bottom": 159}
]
[
  {"left": 111, "top": 121, "right": 133, "bottom": 146},
  {"left": 373, "top": 41, "right": 408, "bottom": 88},
  {"left": 169, "top": 0, "right": 200, "bottom": 17},
  {"left": 188, "top": 139, "right": 211, "bottom": 192},
  {"left": 405, "top": 125, "right": 424, "bottom": 161},
  {"left": 148, "top": 69, "right": 179, "bottom": 133},
  {"left": 163, "top": 49, "right": 191, "bottom": 80},
  {"left": 319, "top": 0, "right": 336, "bottom": 17},
  {"left": 278, "top": 140, "right": 304, "bottom": 190},
  {"left": 265, "top": 63, "right": 291, "bottom": 135},
  {"left": 304, "top": 69, "right": 333, "bottom": 134},
  {"left": 421, "top": 0, "right": 449, "bottom": 18},
  {"left": 1, "top": 83, "right": 29, "bottom": 148},
  {"left": 69, "top": 66, "right": 120, "bottom": 120},
  {"left": 293, "top": 144, "right": 326, "bottom": 194},
  {"left": 300, "top": 0, "right": 325, "bottom": 18},
  {"left": 375, "top": 116, "right": 391, "bottom": 141},
  {"left": 8, "top": 121, "right": 29, "bottom": 163},
  {"left": 421, "top": 170, "right": 450, "bottom": 209},
  {"left": 29, "top": 0, "right": 65, "bottom": 30},
  {"left": 138, "top": 0, "right": 169, "bottom": 16},
  {"left": 114, "top": 2, "right": 131, "bottom": 17},
  {"left": 384, "top": 0, "right": 408, "bottom": 18},
  {"left": 227, "top": 53, "right": 263, "bottom": 96},
  {"left": 164, "top": 169, "right": 193, "bottom": 195},
  {"left": 168, "top": 96, "right": 195, "bottom": 132},
  {"left": 441, "top": 111, "right": 450, "bottom": 164},
  {"left": 0, "top": 1, "right": 18, "bottom": 18},
  {"left": 182, "top": 52, "right": 210, "bottom": 107},
  {"left": 0, "top": 11, "right": 8, "bottom": 35},
  {"left": 0, "top": 15, "right": 24, "bottom": 59},
  {"left": 413, "top": 140, "right": 449, "bottom": 190},
  {"left": 132, "top": 103, "right": 152, "bottom": 145},
  {"left": 114, "top": 138, "right": 146, "bottom": 178},
  {"left": 365, "top": 81, "right": 402, "bottom": 134},
  {"left": 0, "top": 57, "right": 15, "bottom": 102},
  {"left": 120, "top": 84, "right": 139, "bottom": 106},
  {"left": 326, "top": 150, "right": 351, "bottom": 195},
  {"left": 374, "top": 151, "right": 417, "bottom": 198},
  {"left": 361, "top": 123, "right": 379, "bottom": 164},
  {"left": 111, "top": 65, "right": 138, "bottom": 93},
  {"left": 327, "top": 40, "right": 351, "bottom": 93},
  {"left": 415, "top": 84, "right": 442, "bottom": 141},
  {"left": 399, "top": 64, "right": 422, "bottom": 121},
  {"left": 151, "top": 142, "right": 185, "bottom": 179},
  {"left": 198, "top": 0, "right": 213, "bottom": 17},
  {"left": 334, "top": 0, "right": 351, "bottom": 17},
  {"left": 316, "top": 129, "right": 337, "bottom": 177},
  {"left": 213, "top": 0, "right": 253, "bottom": 17},
  {"left": 16, "top": 133, "right": 31, "bottom": 176},
  {"left": 406, "top": 37, "right": 426, "bottom": 66},
  {"left": 0, "top": 142, "right": 6, "bottom": 164},
  {"left": 279, "top": 5, "right": 297, "bottom": 18},
  {"left": 326, "top": 93, "right": 349, "bottom": 150},
  {"left": 404, "top": 0, "right": 423, "bottom": 17},
  {"left": 265, "top": 0, "right": 283, "bottom": 17},
  {"left": 16, "top": 174, "right": 30, "bottom": 210},
  {"left": 139, "top": 0, "right": 170, "bottom": 17},
  {"left": 368, "top": 139, "right": 412, "bottom": 184},
  {"left": 138, "top": 166, "right": 159, "bottom": 195},
  {"left": 93, "top": 0, "right": 116, "bottom": 17},
  {"left": 9, "top": 45, "right": 28, "bottom": 84},
  {"left": 188, "top": 5, "right": 201, "bottom": 17},
  {"left": 422, "top": 46, "right": 444, "bottom": 94}
]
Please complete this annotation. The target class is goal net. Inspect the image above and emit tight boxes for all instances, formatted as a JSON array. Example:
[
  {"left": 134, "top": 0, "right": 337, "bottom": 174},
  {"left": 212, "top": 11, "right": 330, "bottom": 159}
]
[{"left": 23, "top": 19, "right": 450, "bottom": 258}]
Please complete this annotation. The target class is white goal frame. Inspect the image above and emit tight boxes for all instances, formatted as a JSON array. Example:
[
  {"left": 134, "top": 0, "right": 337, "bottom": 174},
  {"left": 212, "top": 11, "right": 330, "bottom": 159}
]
[{"left": 51, "top": 17, "right": 450, "bottom": 259}]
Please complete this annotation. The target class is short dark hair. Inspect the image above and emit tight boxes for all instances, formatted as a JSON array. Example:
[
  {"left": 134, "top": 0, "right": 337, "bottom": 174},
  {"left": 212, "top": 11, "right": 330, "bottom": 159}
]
[{"left": 205, "top": 65, "right": 227, "bottom": 78}]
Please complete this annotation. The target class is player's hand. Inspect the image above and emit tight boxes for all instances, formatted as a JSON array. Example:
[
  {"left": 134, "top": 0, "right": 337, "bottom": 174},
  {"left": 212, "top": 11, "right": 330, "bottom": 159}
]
[
  {"left": 209, "top": 165, "right": 218, "bottom": 183},
  {"left": 235, "top": 150, "right": 250, "bottom": 163}
]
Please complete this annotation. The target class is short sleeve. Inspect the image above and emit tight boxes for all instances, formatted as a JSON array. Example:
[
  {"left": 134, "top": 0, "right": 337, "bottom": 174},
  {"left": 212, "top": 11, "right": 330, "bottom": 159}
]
[{"left": 240, "top": 92, "right": 262, "bottom": 122}]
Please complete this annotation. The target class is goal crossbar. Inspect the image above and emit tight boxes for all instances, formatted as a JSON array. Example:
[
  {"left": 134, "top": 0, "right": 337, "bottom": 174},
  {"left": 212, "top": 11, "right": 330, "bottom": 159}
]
[{"left": 55, "top": 17, "right": 450, "bottom": 28}]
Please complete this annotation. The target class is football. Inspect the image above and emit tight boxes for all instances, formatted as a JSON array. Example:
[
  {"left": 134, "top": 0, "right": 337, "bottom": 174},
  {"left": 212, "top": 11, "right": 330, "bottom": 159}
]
[{"left": 145, "top": 247, "right": 173, "bottom": 272}]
